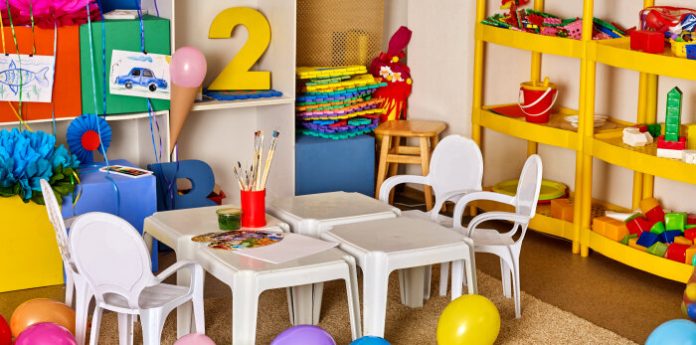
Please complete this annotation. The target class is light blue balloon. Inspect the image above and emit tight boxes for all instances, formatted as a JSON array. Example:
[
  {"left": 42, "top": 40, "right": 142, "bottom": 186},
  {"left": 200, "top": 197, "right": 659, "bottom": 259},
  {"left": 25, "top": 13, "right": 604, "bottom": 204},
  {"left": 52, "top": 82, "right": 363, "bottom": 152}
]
[
  {"left": 646, "top": 319, "right": 696, "bottom": 345},
  {"left": 350, "top": 336, "right": 391, "bottom": 345}
]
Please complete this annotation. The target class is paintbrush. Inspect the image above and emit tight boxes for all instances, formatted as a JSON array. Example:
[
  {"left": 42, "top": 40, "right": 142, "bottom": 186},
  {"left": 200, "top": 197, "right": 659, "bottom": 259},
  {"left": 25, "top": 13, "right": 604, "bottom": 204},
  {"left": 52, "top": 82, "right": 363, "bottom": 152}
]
[
  {"left": 260, "top": 130, "right": 280, "bottom": 190},
  {"left": 254, "top": 131, "right": 265, "bottom": 190}
]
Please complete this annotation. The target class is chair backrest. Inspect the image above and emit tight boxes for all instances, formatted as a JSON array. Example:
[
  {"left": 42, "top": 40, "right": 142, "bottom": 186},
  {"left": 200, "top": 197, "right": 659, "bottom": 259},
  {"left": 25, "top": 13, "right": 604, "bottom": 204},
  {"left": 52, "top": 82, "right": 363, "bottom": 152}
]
[
  {"left": 514, "top": 154, "right": 543, "bottom": 220},
  {"left": 40, "top": 179, "right": 75, "bottom": 271},
  {"left": 69, "top": 212, "right": 155, "bottom": 309},
  {"left": 147, "top": 159, "right": 217, "bottom": 211},
  {"left": 428, "top": 135, "right": 483, "bottom": 206}
]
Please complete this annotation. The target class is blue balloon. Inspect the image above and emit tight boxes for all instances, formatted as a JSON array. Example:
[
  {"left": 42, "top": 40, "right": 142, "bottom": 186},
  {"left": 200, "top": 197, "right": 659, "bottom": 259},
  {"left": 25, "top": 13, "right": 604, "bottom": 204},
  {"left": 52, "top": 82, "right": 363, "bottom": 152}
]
[
  {"left": 688, "top": 304, "right": 696, "bottom": 321},
  {"left": 350, "top": 336, "right": 391, "bottom": 345},
  {"left": 646, "top": 319, "right": 696, "bottom": 345}
]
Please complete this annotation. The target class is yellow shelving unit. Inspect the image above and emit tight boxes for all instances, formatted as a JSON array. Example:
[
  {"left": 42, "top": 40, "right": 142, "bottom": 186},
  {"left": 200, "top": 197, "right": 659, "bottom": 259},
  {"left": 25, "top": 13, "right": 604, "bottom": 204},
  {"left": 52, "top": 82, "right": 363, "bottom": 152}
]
[{"left": 472, "top": 0, "right": 694, "bottom": 283}]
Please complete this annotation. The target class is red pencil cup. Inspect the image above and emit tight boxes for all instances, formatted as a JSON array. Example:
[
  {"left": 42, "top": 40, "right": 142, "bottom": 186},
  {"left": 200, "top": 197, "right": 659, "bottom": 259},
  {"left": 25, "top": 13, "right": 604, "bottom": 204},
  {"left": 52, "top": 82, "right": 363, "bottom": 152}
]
[{"left": 241, "top": 189, "right": 267, "bottom": 228}]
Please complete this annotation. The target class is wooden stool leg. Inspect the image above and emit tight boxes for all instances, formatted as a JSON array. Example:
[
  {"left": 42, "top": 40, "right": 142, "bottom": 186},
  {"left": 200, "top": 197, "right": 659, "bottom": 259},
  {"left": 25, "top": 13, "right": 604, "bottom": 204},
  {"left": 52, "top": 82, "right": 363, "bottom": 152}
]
[
  {"left": 419, "top": 137, "right": 433, "bottom": 210},
  {"left": 388, "top": 137, "right": 400, "bottom": 204},
  {"left": 375, "top": 135, "right": 392, "bottom": 199}
]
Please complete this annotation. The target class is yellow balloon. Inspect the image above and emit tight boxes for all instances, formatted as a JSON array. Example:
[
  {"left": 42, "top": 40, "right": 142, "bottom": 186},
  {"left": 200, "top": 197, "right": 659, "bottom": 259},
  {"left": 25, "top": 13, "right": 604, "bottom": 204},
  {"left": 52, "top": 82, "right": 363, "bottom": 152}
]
[
  {"left": 437, "top": 295, "right": 500, "bottom": 345},
  {"left": 685, "top": 283, "right": 696, "bottom": 302}
]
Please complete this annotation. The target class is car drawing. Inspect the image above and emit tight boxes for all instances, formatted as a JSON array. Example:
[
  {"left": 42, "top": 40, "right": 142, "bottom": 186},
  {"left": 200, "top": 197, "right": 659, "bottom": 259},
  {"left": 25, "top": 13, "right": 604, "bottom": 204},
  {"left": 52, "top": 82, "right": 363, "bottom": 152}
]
[{"left": 115, "top": 67, "right": 168, "bottom": 92}]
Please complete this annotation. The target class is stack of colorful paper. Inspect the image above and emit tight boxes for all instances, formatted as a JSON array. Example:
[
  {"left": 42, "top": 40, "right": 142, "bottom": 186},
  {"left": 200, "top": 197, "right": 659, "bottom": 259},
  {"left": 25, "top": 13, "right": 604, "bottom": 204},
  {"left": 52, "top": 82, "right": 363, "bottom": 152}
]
[{"left": 296, "top": 66, "right": 387, "bottom": 140}]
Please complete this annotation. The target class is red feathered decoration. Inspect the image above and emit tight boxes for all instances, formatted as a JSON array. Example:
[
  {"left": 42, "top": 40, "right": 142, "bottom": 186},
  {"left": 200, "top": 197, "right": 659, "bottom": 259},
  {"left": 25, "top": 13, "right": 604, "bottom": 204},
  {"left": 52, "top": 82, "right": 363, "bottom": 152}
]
[{"left": 370, "top": 26, "right": 412, "bottom": 123}]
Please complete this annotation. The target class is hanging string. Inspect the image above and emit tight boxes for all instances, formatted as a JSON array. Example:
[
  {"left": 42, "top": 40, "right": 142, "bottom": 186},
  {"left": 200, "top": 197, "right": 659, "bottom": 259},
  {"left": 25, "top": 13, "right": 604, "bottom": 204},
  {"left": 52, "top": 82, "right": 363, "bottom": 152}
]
[
  {"left": 0, "top": 7, "right": 6, "bottom": 55},
  {"left": 5, "top": 0, "right": 25, "bottom": 128},
  {"left": 95, "top": 0, "right": 107, "bottom": 115},
  {"left": 153, "top": 0, "right": 160, "bottom": 17}
]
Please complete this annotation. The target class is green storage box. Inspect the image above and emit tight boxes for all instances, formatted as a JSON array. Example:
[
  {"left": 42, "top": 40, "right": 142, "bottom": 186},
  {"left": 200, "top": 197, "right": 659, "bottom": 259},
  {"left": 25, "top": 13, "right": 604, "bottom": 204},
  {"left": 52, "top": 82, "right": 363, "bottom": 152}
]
[{"left": 80, "top": 15, "right": 170, "bottom": 115}]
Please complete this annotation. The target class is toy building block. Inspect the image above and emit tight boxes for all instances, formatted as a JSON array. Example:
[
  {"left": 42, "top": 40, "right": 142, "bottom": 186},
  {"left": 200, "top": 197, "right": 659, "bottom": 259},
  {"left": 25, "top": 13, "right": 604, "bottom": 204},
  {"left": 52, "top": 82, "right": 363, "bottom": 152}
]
[
  {"left": 687, "top": 124, "right": 696, "bottom": 150},
  {"left": 665, "top": 87, "right": 683, "bottom": 141},
  {"left": 630, "top": 30, "right": 665, "bottom": 53},
  {"left": 551, "top": 198, "right": 574, "bottom": 222},
  {"left": 650, "top": 221, "right": 666, "bottom": 235},
  {"left": 686, "top": 246, "right": 696, "bottom": 264},
  {"left": 620, "top": 233, "right": 638, "bottom": 245},
  {"left": 658, "top": 148, "right": 687, "bottom": 159},
  {"left": 665, "top": 212, "right": 688, "bottom": 231},
  {"left": 640, "top": 197, "right": 661, "bottom": 213},
  {"left": 647, "top": 124, "right": 662, "bottom": 139},
  {"left": 683, "top": 150, "right": 696, "bottom": 164},
  {"left": 674, "top": 236, "right": 693, "bottom": 246},
  {"left": 688, "top": 214, "right": 696, "bottom": 225},
  {"left": 623, "top": 127, "right": 653, "bottom": 147},
  {"left": 658, "top": 230, "right": 684, "bottom": 244},
  {"left": 646, "top": 206, "right": 666, "bottom": 222},
  {"left": 592, "top": 216, "right": 629, "bottom": 241},
  {"left": 685, "top": 228, "right": 696, "bottom": 241},
  {"left": 666, "top": 243, "right": 691, "bottom": 262},
  {"left": 628, "top": 238, "right": 647, "bottom": 252},
  {"left": 647, "top": 242, "right": 669, "bottom": 257},
  {"left": 626, "top": 215, "right": 656, "bottom": 235},
  {"left": 657, "top": 136, "right": 687, "bottom": 150},
  {"left": 637, "top": 232, "right": 660, "bottom": 247}
]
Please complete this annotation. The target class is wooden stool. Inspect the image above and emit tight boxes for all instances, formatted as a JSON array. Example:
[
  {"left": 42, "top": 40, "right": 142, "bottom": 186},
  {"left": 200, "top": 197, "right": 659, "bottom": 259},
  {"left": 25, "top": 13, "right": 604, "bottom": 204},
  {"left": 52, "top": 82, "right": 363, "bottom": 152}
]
[{"left": 374, "top": 120, "right": 447, "bottom": 210}]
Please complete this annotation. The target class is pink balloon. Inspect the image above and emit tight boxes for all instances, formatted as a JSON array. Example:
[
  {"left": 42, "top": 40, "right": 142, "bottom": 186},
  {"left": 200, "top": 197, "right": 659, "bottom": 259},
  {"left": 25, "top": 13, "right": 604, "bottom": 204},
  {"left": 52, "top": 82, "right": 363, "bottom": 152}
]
[
  {"left": 174, "top": 333, "right": 216, "bottom": 345},
  {"left": 14, "top": 322, "right": 77, "bottom": 345},
  {"left": 170, "top": 47, "right": 208, "bottom": 88}
]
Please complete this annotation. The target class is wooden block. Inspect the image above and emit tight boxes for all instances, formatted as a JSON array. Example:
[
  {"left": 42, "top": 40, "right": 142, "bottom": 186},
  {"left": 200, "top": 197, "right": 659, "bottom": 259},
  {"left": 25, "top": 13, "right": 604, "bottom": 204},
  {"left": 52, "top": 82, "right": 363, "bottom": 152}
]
[
  {"left": 666, "top": 244, "right": 691, "bottom": 262},
  {"left": 629, "top": 238, "right": 647, "bottom": 252},
  {"left": 640, "top": 197, "right": 661, "bottom": 214},
  {"left": 647, "top": 242, "right": 669, "bottom": 257},
  {"left": 675, "top": 236, "right": 693, "bottom": 246},
  {"left": 551, "top": 198, "right": 574, "bottom": 222},
  {"left": 686, "top": 246, "right": 696, "bottom": 265},
  {"left": 593, "top": 216, "right": 628, "bottom": 241}
]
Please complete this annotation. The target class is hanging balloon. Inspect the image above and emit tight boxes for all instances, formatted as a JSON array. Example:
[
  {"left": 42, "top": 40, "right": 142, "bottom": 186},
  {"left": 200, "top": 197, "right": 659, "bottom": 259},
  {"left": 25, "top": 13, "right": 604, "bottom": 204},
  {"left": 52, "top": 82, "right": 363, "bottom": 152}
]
[
  {"left": 66, "top": 114, "right": 112, "bottom": 164},
  {"left": 169, "top": 46, "right": 207, "bottom": 154}
]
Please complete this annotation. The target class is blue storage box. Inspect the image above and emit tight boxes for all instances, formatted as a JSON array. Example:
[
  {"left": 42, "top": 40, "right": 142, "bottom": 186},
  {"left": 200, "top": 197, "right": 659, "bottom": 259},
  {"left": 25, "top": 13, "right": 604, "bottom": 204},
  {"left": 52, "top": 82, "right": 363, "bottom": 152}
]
[
  {"left": 295, "top": 134, "right": 375, "bottom": 197},
  {"left": 61, "top": 159, "right": 158, "bottom": 269}
]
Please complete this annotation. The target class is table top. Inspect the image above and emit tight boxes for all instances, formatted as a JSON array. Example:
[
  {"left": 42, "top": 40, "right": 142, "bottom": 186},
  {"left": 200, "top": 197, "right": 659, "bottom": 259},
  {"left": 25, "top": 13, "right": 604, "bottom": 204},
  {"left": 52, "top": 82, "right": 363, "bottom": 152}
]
[
  {"left": 324, "top": 217, "right": 467, "bottom": 254},
  {"left": 269, "top": 191, "right": 399, "bottom": 225},
  {"left": 143, "top": 205, "right": 288, "bottom": 249}
]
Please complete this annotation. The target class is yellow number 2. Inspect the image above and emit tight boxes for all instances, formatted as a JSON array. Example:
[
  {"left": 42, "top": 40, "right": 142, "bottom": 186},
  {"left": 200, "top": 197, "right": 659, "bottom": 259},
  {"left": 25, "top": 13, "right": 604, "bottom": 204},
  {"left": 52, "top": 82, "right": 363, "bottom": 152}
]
[{"left": 208, "top": 7, "right": 271, "bottom": 90}]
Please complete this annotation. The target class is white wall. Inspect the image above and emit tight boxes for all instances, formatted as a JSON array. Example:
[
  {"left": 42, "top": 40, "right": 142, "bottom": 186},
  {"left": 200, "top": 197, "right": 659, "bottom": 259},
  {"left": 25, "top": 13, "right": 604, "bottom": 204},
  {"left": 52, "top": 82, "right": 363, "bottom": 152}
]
[{"left": 393, "top": 0, "right": 696, "bottom": 213}]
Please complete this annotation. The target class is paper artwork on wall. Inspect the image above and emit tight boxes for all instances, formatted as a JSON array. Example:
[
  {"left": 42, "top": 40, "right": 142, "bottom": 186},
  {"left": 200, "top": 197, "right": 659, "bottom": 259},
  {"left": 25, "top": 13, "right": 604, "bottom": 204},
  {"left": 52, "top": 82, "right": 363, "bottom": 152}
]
[
  {"left": 109, "top": 49, "right": 171, "bottom": 100},
  {"left": 0, "top": 54, "right": 56, "bottom": 103}
]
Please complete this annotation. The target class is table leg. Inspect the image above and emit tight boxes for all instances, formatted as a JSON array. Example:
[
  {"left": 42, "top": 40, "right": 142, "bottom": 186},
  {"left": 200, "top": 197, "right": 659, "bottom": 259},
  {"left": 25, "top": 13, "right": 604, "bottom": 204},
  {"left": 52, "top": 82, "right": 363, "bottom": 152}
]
[
  {"left": 288, "top": 283, "right": 323, "bottom": 325},
  {"left": 232, "top": 278, "right": 260, "bottom": 345},
  {"left": 451, "top": 260, "right": 463, "bottom": 300},
  {"left": 363, "top": 253, "right": 390, "bottom": 337},
  {"left": 398, "top": 267, "right": 425, "bottom": 308}
]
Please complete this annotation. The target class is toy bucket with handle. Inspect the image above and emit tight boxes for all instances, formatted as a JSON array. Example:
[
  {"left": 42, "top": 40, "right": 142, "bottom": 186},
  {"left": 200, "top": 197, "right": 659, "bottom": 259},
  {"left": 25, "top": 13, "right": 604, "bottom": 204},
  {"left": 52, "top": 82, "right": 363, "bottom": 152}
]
[{"left": 519, "top": 77, "right": 558, "bottom": 123}]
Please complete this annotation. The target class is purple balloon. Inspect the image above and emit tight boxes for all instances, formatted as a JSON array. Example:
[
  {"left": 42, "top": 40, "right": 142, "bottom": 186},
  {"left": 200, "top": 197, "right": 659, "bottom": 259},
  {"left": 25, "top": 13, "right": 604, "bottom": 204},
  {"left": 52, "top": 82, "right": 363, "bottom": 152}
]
[
  {"left": 174, "top": 333, "right": 216, "bottom": 345},
  {"left": 14, "top": 322, "right": 76, "bottom": 345},
  {"left": 170, "top": 46, "right": 207, "bottom": 88},
  {"left": 271, "top": 325, "right": 336, "bottom": 345}
]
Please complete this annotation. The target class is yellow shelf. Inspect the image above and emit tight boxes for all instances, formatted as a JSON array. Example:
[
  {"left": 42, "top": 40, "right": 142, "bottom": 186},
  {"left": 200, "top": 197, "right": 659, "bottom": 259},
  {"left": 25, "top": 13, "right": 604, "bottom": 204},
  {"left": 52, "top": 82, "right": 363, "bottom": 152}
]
[
  {"left": 591, "top": 38, "right": 696, "bottom": 81},
  {"left": 474, "top": 198, "right": 575, "bottom": 241},
  {"left": 591, "top": 130, "right": 696, "bottom": 185},
  {"left": 478, "top": 105, "right": 581, "bottom": 150},
  {"left": 588, "top": 231, "right": 693, "bottom": 283},
  {"left": 476, "top": 23, "right": 585, "bottom": 58}
]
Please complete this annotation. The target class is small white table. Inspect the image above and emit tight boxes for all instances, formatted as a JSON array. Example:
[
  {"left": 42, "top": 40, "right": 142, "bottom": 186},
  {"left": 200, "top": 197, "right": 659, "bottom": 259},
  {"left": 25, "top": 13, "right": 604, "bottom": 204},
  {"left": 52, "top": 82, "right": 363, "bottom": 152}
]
[
  {"left": 269, "top": 192, "right": 401, "bottom": 324},
  {"left": 322, "top": 217, "right": 478, "bottom": 338},
  {"left": 143, "top": 205, "right": 361, "bottom": 344}
]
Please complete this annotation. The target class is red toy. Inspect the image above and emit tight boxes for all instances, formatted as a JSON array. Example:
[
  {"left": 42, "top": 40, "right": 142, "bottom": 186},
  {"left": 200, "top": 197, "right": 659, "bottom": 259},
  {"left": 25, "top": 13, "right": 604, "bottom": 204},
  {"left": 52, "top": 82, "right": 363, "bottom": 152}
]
[
  {"left": 370, "top": 26, "right": 413, "bottom": 123},
  {"left": 657, "top": 135, "right": 687, "bottom": 150},
  {"left": 501, "top": 0, "right": 530, "bottom": 9},
  {"left": 666, "top": 243, "right": 691, "bottom": 262},
  {"left": 626, "top": 215, "right": 657, "bottom": 235},
  {"left": 630, "top": 30, "right": 665, "bottom": 53}
]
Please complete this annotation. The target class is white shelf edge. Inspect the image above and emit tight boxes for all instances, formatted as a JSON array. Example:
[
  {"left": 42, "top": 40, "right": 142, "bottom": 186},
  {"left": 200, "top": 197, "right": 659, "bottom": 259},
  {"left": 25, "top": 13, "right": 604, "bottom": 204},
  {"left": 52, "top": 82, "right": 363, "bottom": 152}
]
[
  {"left": 0, "top": 111, "right": 169, "bottom": 128},
  {"left": 192, "top": 96, "right": 295, "bottom": 112}
]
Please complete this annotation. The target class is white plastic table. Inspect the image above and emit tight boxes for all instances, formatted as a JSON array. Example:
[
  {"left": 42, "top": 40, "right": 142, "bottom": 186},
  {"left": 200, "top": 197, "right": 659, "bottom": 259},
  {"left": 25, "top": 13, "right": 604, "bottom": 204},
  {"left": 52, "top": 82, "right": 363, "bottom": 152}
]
[
  {"left": 143, "top": 205, "right": 361, "bottom": 344},
  {"left": 322, "top": 217, "right": 478, "bottom": 337},
  {"left": 268, "top": 192, "right": 401, "bottom": 324}
]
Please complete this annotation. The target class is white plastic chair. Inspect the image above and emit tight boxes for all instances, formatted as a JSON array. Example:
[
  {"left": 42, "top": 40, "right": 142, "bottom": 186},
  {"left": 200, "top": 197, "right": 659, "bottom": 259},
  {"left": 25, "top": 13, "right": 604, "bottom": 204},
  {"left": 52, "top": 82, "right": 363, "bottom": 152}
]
[
  {"left": 40, "top": 179, "right": 91, "bottom": 345},
  {"left": 451, "top": 154, "right": 543, "bottom": 318},
  {"left": 69, "top": 212, "right": 205, "bottom": 345},
  {"left": 378, "top": 135, "right": 483, "bottom": 297}
]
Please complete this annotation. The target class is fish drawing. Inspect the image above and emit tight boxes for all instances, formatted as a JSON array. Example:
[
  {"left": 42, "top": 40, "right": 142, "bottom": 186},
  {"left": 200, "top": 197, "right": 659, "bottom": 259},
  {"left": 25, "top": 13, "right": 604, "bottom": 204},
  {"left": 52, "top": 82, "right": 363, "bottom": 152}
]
[{"left": 0, "top": 60, "right": 49, "bottom": 95}]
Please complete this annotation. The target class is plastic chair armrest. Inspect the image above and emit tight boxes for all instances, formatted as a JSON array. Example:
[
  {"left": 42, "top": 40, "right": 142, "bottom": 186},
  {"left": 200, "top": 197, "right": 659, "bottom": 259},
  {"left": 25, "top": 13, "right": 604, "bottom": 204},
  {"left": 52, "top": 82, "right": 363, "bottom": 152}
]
[
  {"left": 378, "top": 175, "right": 428, "bottom": 202},
  {"left": 466, "top": 212, "right": 530, "bottom": 237},
  {"left": 154, "top": 260, "right": 200, "bottom": 284},
  {"left": 64, "top": 217, "right": 75, "bottom": 230},
  {"left": 452, "top": 191, "right": 516, "bottom": 228},
  {"left": 429, "top": 188, "right": 481, "bottom": 223}
]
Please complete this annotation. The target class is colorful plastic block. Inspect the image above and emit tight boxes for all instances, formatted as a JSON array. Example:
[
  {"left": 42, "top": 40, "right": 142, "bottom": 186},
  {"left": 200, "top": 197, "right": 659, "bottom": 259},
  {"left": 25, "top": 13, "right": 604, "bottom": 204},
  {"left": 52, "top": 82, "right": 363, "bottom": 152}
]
[
  {"left": 640, "top": 198, "right": 661, "bottom": 214},
  {"left": 647, "top": 124, "right": 662, "bottom": 139},
  {"left": 658, "top": 230, "right": 683, "bottom": 244},
  {"left": 685, "top": 228, "right": 696, "bottom": 241},
  {"left": 622, "top": 127, "right": 653, "bottom": 147},
  {"left": 592, "top": 216, "right": 629, "bottom": 241},
  {"left": 647, "top": 242, "right": 669, "bottom": 257},
  {"left": 688, "top": 214, "right": 696, "bottom": 225},
  {"left": 620, "top": 234, "right": 638, "bottom": 245},
  {"left": 666, "top": 244, "right": 691, "bottom": 262},
  {"left": 674, "top": 236, "right": 693, "bottom": 246},
  {"left": 657, "top": 148, "right": 686, "bottom": 159},
  {"left": 645, "top": 206, "right": 666, "bottom": 222},
  {"left": 626, "top": 216, "right": 656, "bottom": 235},
  {"left": 650, "top": 221, "right": 666, "bottom": 235},
  {"left": 683, "top": 150, "right": 696, "bottom": 164},
  {"left": 628, "top": 238, "right": 647, "bottom": 252},
  {"left": 686, "top": 246, "right": 696, "bottom": 264},
  {"left": 551, "top": 198, "right": 574, "bottom": 222},
  {"left": 657, "top": 135, "right": 687, "bottom": 150},
  {"left": 665, "top": 212, "right": 688, "bottom": 231},
  {"left": 637, "top": 232, "right": 660, "bottom": 247},
  {"left": 665, "top": 87, "right": 683, "bottom": 141},
  {"left": 630, "top": 30, "right": 665, "bottom": 53}
]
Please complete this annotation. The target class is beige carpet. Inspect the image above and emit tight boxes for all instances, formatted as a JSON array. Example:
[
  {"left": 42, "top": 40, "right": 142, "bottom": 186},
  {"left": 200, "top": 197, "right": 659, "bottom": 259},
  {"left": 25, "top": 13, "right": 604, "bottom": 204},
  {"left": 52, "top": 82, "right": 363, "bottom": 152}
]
[{"left": 91, "top": 268, "right": 636, "bottom": 345}]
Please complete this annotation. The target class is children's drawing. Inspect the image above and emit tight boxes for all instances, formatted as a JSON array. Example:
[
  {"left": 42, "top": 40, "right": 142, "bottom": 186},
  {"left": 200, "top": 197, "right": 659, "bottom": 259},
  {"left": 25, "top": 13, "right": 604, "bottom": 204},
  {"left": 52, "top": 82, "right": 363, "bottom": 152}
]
[
  {"left": 0, "top": 54, "right": 56, "bottom": 103},
  {"left": 110, "top": 49, "right": 171, "bottom": 100}
]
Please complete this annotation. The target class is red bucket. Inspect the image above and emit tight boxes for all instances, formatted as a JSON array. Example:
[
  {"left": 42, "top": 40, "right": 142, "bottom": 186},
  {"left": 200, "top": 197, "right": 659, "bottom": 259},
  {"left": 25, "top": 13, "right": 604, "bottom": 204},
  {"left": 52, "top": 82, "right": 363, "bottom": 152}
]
[
  {"left": 241, "top": 189, "right": 267, "bottom": 228},
  {"left": 518, "top": 78, "right": 558, "bottom": 123}
]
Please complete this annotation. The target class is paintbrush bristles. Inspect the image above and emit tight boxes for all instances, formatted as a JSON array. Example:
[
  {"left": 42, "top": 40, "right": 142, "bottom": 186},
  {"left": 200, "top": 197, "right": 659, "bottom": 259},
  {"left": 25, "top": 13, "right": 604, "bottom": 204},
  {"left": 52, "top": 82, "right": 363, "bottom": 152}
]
[{"left": 236, "top": 130, "right": 280, "bottom": 191}]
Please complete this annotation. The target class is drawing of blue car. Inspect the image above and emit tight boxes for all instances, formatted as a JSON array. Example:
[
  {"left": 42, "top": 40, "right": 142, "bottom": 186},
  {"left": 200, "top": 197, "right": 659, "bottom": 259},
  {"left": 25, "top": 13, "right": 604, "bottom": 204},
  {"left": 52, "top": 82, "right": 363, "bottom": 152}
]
[{"left": 115, "top": 67, "right": 168, "bottom": 92}]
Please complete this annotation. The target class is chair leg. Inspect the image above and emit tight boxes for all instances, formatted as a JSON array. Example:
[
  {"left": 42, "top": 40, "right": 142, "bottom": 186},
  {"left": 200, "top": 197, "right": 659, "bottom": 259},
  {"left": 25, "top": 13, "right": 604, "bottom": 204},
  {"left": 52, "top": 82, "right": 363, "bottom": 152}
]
[
  {"left": 343, "top": 257, "right": 362, "bottom": 340},
  {"left": 513, "top": 258, "right": 522, "bottom": 319},
  {"left": 439, "top": 262, "right": 450, "bottom": 297},
  {"left": 74, "top": 280, "right": 91, "bottom": 345},
  {"left": 388, "top": 137, "right": 400, "bottom": 204},
  {"left": 450, "top": 260, "right": 463, "bottom": 300},
  {"left": 375, "top": 135, "right": 392, "bottom": 199},
  {"left": 500, "top": 258, "right": 512, "bottom": 298},
  {"left": 419, "top": 137, "right": 433, "bottom": 210},
  {"left": 88, "top": 307, "right": 103, "bottom": 345},
  {"left": 363, "top": 253, "right": 390, "bottom": 337},
  {"left": 117, "top": 314, "right": 134, "bottom": 345},
  {"left": 65, "top": 272, "right": 74, "bottom": 307},
  {"left": 176, "top": 267, "right": 193, "bottom": 338},
  {"left": 140, "top": 310, "right": 165, "bottom": 345},
  {"left": 192, "top": 296, "right": 206, "bottom": 334},
  {"left": 231, "top": 279, "right": 260, "bottom": 344}
]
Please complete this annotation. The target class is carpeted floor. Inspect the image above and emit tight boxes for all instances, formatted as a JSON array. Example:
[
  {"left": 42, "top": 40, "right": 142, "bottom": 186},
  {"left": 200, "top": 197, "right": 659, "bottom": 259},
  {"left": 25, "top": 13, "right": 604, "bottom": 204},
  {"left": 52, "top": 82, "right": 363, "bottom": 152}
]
[{"left": 88, "top": 268, "right": 635, "bottom": 345}]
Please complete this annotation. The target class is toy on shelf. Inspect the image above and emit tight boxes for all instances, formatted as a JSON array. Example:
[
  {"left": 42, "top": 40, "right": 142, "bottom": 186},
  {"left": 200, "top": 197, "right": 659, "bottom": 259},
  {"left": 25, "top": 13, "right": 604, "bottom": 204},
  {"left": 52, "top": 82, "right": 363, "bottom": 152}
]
[
  {"left": 295, "top": 65, "right": 386, "bottom": 140},
  {"left": 518, "top": 77, "right": 557, "bottom": 123},
  {"left": 684, "top": 270, "right": 696, "bottom": 321},
  {"left": 638, "top": 6, "right": 696, "bottom": 59},
  {"left": 203, "top": 89, "right": 282, "bottom": 101},
  {"left": 630, "top": 30, "right": 665, "bottom": 53},
  {"left": 481, "top": 3, "right": 625, "bottom": 40},
  {"left": 657, "top": 87, "right": 687, "bottom": 159},
  {"left": 622, "top": 126, "right": 653, "bottom": 147},
  {"left": 592, "top": 197, "right": 696, "bottom": 265},
  {"left": 369, "top": 26, "right": 413, "bottom": 122}
]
